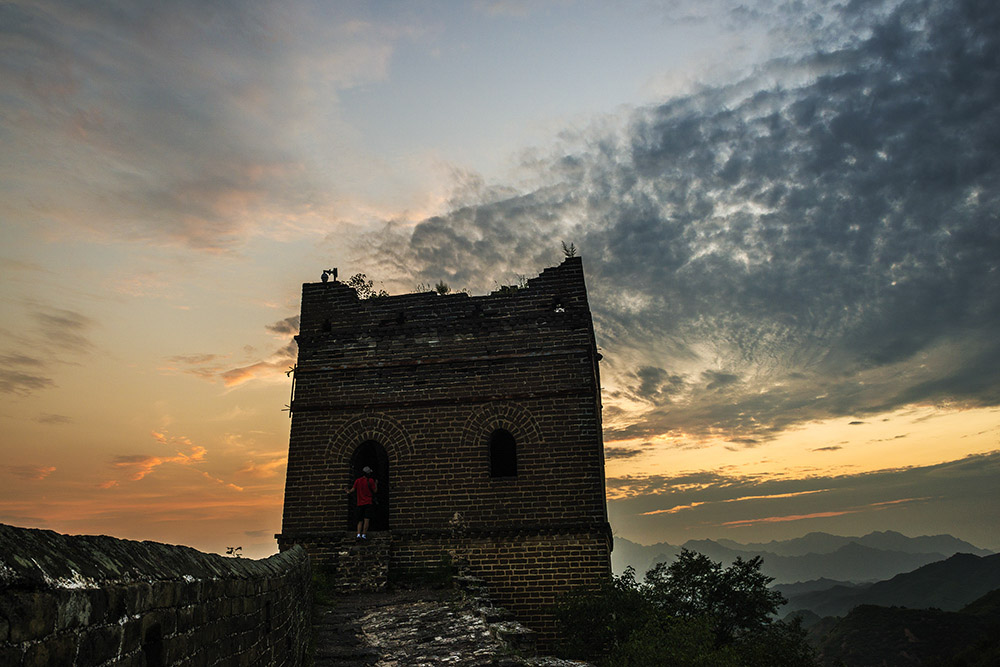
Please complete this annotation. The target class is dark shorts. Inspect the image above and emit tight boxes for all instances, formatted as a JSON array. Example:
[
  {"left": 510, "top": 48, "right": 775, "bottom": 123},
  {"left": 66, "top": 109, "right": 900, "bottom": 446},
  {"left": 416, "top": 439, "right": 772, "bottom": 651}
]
[{"left": 356, "top": 504, "right": 373, "bottom": 521}]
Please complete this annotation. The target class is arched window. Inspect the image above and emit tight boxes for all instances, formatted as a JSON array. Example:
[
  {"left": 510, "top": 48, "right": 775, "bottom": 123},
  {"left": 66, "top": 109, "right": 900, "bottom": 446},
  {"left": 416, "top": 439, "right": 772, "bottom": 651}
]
[{"left": 489, "top": 429, "right": 517, "bottom": 478}]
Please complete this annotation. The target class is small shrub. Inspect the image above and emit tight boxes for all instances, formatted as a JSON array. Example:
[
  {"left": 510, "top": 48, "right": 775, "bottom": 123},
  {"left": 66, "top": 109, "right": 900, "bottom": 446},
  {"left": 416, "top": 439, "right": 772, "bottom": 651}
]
[{"left": 347, "top": 273, "right": 388, "bottom": 299}]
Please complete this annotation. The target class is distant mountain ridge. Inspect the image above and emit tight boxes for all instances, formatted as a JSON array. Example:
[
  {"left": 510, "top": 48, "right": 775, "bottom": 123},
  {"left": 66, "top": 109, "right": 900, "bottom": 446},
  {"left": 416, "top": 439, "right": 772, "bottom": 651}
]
[
  {"left": 717, "top": 530, "right": 993, "bottom": 557},
  {"left": 612, "top": 531, "right": 993, "bottom": 585},
  {"left": 783, "top": 552, "right": 1000, "bottom": 618}
]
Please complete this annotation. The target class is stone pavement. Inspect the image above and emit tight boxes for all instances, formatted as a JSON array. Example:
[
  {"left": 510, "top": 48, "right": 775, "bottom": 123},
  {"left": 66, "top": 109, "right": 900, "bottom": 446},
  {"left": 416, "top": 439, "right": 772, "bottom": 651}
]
[{"left": 311, "top": 587, "right": 590, "bottom": 667}]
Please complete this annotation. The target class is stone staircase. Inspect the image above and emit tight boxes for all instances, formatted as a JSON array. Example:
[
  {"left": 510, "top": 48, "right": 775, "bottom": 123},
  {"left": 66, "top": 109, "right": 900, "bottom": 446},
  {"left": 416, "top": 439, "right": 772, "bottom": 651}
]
[{"left": 323, "top": 531, "right": 391, "bottom": 593}]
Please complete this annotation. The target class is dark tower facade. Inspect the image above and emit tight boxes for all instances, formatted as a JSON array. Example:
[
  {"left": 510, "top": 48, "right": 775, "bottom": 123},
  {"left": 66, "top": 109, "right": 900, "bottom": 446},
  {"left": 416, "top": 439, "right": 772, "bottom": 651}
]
[{"left": 277, "top": 257, "right": 612, "bottom": 640}]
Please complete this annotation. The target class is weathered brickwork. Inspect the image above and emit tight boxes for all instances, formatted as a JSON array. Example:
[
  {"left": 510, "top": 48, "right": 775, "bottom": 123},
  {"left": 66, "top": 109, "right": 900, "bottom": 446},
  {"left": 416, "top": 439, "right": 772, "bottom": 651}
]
[
  {"left": 391, "top": 532, "right": 611, "bottom": 640},
  {"left": 0, "top": 523, "right": 311, "bottom": 667},
  {"left": 277, "top": 257, "right": 612, "bottom": 646}
]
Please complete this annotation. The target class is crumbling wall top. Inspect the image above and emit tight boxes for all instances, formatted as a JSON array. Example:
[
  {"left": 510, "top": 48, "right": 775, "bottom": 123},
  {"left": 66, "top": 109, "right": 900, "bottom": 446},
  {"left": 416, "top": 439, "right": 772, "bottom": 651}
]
[{"left": 297, "top": 256, "right": 592, "bottom": 339}]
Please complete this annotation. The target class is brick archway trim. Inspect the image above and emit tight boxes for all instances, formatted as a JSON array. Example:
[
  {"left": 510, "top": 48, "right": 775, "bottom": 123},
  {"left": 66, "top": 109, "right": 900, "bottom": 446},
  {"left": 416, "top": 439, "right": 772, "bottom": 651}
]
[
  {"left": 327, "top": 412, "right": 414, "bottom": 467},
  {"left": 461, "top": 401, "right": 542, "bottom": 449}
]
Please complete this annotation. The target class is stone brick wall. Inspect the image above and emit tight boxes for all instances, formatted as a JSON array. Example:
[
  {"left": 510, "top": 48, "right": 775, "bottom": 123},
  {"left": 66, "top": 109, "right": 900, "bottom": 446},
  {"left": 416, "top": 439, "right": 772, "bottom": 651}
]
[
  {"left": 0, "top": 523, "right": 311, "bottom": 667},
  {"left": 278, "top": 257, "right": 612, "bottom": 646},
  {"left": 391, "top": 530, "right": 612, "bottom": 641}
]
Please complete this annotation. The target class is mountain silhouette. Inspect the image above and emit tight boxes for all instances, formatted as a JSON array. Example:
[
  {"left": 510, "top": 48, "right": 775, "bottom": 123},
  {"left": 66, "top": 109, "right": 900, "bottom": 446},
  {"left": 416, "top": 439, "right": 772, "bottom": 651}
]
[
  {"left": 716, "top": 530, "right": 990, "bottom": 557},
  {"left": 809, "top": 587, "right": 1000, "bottom": 666},
  {"left": 612, "top": 531, "right": 993, "bottom": 585},
  {"left": 785, "top": 552, "right": 1000, "bottom": 617}
]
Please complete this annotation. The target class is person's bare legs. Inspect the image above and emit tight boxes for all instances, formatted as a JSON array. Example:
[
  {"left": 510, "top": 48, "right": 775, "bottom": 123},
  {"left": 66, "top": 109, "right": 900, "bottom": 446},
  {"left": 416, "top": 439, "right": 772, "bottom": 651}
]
[
  {"left": 356, "top": 520, "right": 363, "bottom": 536},
  {"left": 362, "top": 517, "right": 370, "bottom": 537}
]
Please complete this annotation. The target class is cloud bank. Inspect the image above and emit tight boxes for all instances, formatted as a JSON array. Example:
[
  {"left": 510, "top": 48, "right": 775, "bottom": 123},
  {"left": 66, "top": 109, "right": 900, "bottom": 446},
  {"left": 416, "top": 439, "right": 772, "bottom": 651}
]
[
  {"left": 607, "top": 450, "right": 1000, "bottom": 546},
  {"left": 371, "top": 0, "right": 1000, "bottom": 444}
]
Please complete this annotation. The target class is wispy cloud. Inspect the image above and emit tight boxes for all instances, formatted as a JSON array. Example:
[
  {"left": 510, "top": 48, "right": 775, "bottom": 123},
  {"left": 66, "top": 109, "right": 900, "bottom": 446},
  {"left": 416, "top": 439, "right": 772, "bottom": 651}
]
[
  {"left": 265, "top": 316, "right": 299, "bottom": 336},
  {"left": 163, "top": 318, "right": 298, "bottom": 388},
  {"left": 0, "top": 306, "right": 94, "bottom": 397},
  {"left": 35, "top": 413, "right": 73, "bottom": 425},
  {"left": 0, "top": 352, "right": 55, "bottom": 396},
  {"left": 721, "top": 510, "right": 859, "bottom": 527},
  {"left": 0, "top": 369, "right": 55, "bottom": 396},
  {"left": 5, "top": 465, "right": 56, "bottom": 480},
  {"left": 641, "top": 489, "right": 831, "bottom": 516},
  {"left": 218, "top": 341, "right": 296, "bottom": 387},
  {"left": 0, "top": 353, "right": 45, "bottom": 367},
  {"left": 166, "top": 353, "right": 221, "bottom": 365},
  {"left": 33, "top": 307, "right": 94, "bottom": 354},
  {"left": 214, "top": 316, "right": 300, "bottom": 387},
  {"left": 112, "top": 446, "right": 206, "bottom": 481},
  {"left": 237, "top": 456, "right": 288, "bottom": 479},
  {"left": 105, "top": 430, "right": 243, "bottom": 491},
  {"left": 720, "top": 497, "right": 932, "bottom": 528},
  {"left": 605, "top": 446, "right": 644, "bottom": 460}
]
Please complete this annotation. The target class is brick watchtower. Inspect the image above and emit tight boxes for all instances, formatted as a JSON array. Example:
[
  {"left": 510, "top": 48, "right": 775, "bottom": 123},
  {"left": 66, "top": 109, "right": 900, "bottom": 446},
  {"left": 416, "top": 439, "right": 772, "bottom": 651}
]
[{"left": 277, "top": 257, "right": 612, "bottom": 641}]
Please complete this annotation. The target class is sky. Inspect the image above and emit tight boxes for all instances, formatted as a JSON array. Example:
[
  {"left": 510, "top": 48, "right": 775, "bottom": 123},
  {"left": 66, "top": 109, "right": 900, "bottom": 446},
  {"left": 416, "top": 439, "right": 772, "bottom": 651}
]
[{"left": 1, "top": 0, "right": 998, "bottom": 559}]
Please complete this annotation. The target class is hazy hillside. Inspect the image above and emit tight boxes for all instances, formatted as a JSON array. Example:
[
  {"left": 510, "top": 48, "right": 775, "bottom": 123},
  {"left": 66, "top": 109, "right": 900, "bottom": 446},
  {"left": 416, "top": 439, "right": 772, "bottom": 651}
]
[
  {"left": 610, "top": 531, "right": 990, "bottom": 584},
  {"left": 784, "top": 552, "right": 1000, "bottom": 618},
  {"left": 773, "top": 578, "right": 862, "bottom": 598},
  {"left": 610, "top": 536, "right": 679, "bottom": 577},
  {"left": 809, "top": 588, "right": 1000, "bottom": 666},
  {"left": 717, "top": 530, "right": 992, "bottom": 557}
]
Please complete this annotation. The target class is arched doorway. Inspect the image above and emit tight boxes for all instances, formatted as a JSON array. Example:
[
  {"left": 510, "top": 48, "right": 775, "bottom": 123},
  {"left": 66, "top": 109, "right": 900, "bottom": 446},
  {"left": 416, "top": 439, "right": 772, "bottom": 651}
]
[{"left": 347, "top": 440, "right": 390, "bottom": 531}]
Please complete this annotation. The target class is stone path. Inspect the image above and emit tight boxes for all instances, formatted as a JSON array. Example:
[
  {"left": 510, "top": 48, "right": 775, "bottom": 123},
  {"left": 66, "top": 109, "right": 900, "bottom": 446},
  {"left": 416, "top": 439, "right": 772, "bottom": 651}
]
[
  {"left": 311, "top": 587, "right": 590, "bottom": 667},
  {"left": 312, "top": 595, "right": 382, "bottom": 666}
]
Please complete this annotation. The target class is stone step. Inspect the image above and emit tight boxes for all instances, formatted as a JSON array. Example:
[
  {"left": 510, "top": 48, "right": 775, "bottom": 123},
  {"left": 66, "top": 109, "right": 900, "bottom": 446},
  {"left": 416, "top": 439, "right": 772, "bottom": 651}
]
[{"left": 321, "top": 532, "right": 391, "bottom": 592}]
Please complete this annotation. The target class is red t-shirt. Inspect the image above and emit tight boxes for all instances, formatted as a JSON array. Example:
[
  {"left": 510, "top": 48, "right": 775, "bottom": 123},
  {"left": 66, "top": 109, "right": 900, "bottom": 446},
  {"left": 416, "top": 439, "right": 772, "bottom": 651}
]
[{"left": 352, "top": 476, "right": 376, "bottom": 506}]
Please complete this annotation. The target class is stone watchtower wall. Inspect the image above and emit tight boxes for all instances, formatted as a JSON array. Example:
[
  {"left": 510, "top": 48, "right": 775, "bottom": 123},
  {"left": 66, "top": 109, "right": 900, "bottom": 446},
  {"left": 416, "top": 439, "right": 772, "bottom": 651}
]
[
  {"left": 277, "top": 256, "right": 612, "bottom": 643},
  {"left": 0, "top": 523, "right": 310, "bottom": 667}
]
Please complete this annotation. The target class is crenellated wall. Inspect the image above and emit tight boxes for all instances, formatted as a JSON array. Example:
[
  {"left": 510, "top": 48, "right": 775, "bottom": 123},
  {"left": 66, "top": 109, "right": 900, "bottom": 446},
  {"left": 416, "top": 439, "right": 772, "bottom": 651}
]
[{"left": 0, "top": 523, "right": 310, "bottom": 667}]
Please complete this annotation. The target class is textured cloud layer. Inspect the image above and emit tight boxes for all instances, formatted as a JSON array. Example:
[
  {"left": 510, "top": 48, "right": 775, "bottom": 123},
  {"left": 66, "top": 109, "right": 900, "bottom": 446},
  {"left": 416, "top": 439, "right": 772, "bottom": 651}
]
[{"left": 376, "top": 0, "right": 1000, "bottom": 444}]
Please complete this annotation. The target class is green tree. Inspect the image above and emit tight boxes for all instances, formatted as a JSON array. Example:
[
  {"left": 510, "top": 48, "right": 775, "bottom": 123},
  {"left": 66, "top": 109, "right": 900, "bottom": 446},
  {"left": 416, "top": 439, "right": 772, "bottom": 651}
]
[
  {"left": 346, "top": 273, "right": 388, "bottom": 299},
  {"left": 555, "top": 567, "right": 652, "bottom": 660},
  {"left": 645, "top": 549, "right": 785, "bottom": 645},
  {"left": 555, "top": 550, "right": 815, "bottom": 667}
]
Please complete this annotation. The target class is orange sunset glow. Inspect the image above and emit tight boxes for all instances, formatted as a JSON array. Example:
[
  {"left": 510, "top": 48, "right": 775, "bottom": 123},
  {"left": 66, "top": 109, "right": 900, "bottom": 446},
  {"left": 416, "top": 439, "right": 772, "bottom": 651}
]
[{"left": 2, "top": 0, "right": 999, "bottom": 559}]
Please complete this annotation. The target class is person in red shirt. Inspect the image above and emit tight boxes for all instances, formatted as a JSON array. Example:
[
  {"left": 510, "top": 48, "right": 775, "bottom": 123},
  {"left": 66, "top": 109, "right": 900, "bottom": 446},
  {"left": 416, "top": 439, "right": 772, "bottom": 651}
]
[{"left": 346, "top": 465, "right": 378, "bottom": 540}]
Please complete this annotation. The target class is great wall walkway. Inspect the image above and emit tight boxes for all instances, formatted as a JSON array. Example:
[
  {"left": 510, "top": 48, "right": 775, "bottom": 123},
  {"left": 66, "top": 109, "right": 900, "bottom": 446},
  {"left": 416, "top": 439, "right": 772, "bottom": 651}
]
[
  {"left": 312, "top": 588, "right": 588, "bottom": 667},
  {"left": 309, "top": 534, "right": 590, "bottom": 666},
  {"left": 312, "top": 588, "right": 518, "bottom": 666},
  {"left": 311, "top": 588, "right": 592, "bottom": 666}
]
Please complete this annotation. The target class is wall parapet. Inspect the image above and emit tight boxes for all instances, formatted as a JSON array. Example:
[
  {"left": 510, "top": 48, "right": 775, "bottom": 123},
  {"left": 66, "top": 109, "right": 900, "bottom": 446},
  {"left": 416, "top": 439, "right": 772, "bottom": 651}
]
[{"left": 0, "top": 523, "right": 310, "bottom": 667}]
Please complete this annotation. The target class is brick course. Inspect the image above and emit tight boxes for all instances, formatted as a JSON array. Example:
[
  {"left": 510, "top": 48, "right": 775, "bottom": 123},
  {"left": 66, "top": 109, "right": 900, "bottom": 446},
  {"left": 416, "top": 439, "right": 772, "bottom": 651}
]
[{"left": 278, "top": 257, "right": 612, "bottom": 646}]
